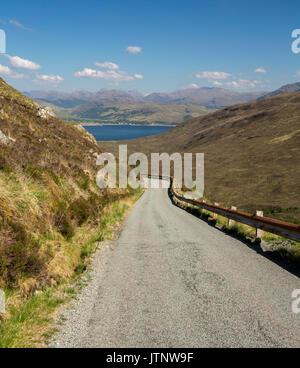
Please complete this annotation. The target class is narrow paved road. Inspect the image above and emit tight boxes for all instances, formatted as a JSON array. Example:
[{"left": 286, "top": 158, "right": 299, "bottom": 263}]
[{"left": 53, "top": 182, "right": 300, "bottom": 348}]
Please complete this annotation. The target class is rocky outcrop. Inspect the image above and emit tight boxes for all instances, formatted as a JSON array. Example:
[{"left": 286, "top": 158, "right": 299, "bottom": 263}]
[
  {"left": 37, "top": 106, "right": 55, "bottom": 119},
  {"left": 0, "top": 129, "right": 13, "bottom": 145}
]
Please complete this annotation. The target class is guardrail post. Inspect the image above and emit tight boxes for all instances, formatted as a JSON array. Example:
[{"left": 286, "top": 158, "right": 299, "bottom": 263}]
[
  {"left": 213, "top": 203, "right": 219, "bottom": 219},
  {"left": 228, "top": 206, "right": 237, "bottom": 227},
  {"left": 255, "top": 210, "right": 264, "bottom": 239}
]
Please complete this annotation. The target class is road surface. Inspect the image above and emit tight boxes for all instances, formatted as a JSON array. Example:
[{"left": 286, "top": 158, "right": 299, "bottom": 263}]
[{"left": 53, "top": 182, "right": 300, "bottom": 347}]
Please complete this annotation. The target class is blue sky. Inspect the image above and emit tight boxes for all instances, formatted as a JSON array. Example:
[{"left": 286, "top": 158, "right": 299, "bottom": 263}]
[{"left": 0, "top": 0, "right": 299, "bottom": 93}]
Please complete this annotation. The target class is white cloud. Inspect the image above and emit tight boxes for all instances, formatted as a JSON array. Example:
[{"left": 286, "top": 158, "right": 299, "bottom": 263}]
[
  {"left": 0, "top": 64, "right": 12, "bottom": 76},
  {"left": 9, "top": 19, "right": 31, "bottom": 31},
  {"left": 194, "top": 69, "right": 267, "bottom": 90},
  {"left": 7, "top": 55, "right": 40, "bottom": 70},
  {"left": 35, "top": 74, "right": 64, "bottom": 84},
  {"left": 255, "top": 67, "right": 267, "bottom": 73},
  {"left": 74, "top": 67, "right": 135, "bottom": 81},
  {"left": 226, "top": 79, "right": 262, "bottom": 89},
  {"left": 196, "top": 71, "right": 232, "bottom": 80},
  {"left": 126, "top": 46, "right": 142, "bottom": 54},
  {"left": 94, "top": 61, "right": 119, "bottom": 70},
  {"left": 189, "top": 83, "right": 199, "bottom": 88},
  {"left": 74, "top": 68, "right": 99, "bottom": 78},
  {"left": 0, "top": 64, "right": 26, "bottom": 79},
  {"left": 75, "top": 61, "right": 142, "bottom": 82},
  {"left": 213, "top": 81, "right": 223, "bottom": 86}
]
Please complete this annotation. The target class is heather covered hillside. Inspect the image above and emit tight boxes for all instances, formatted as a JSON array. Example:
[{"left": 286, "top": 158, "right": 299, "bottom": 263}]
[{"left": 0, "top": 78, "right": 134, "bottom": 293}]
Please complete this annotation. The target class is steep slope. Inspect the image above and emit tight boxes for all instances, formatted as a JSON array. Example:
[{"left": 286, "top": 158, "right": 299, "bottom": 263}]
[
  {"left": 100, "top": 92, "right": 300, "bottom": 222},
  {"left": 258, "top": 82, "right": 300, "bottom": 100},
  {"left": 0, "top": 78, "right": 132, "bottom": 291}
]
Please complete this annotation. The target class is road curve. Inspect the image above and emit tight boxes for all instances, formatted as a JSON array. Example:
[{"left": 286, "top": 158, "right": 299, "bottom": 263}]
[{"left": 53, "top": 183, "right": 300, "bottom": 348}]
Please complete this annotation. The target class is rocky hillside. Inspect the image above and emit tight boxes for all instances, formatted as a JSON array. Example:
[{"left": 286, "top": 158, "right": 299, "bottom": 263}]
[{"left": 0, "top": 78, "right": 132, "bottom": 292}]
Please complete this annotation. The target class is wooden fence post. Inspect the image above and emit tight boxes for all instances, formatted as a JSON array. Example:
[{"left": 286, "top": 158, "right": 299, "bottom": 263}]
[
  {"left": 228, "top": 206, "right": 237, "bottom": 227},
  {"left": 256, "top": 210, "right": 264, "bottom": 239},
  {"left": 213, "top": 203, "right": 219, "bottom": 219}
]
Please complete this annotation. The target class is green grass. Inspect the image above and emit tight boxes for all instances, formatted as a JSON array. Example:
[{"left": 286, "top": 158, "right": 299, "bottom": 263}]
[
  {"left": 74, "top": 202, "right": 130, "bottom": 276},
  {"left": 0, "top": 190, "right": 144, "bottom": 348},
  {"left": 0, "top": 287, "right": 66, "bottom": 348}
]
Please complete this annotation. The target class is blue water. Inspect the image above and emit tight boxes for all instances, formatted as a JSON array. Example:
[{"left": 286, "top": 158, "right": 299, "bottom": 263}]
[{"left": 83, "top": 124, "right": 172, "bottom": 141}]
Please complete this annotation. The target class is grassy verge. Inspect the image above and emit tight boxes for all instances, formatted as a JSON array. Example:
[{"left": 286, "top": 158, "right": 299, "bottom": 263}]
[
  {"left": 0, "top": 188, "right": 143, "bottom": 348},
  {"left": 172, "top": 194, "right": 300, "bottom": 269}
]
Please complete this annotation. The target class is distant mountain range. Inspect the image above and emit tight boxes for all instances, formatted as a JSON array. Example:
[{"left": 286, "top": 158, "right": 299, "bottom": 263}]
[
  {"left": 24, "top": 87, "right": 266, "bottom": 125},
  {"left": 23, "top": 82, "right": 299, "bottom": 125},
  {"left": 25, "top": 87, "right": 266, "bottom": 109},
  {"left": 144, "top": 88, "right": 265, "bottom": 108},
  {"left": 24, "top": 89, "right": 144, "bottom": 108}
]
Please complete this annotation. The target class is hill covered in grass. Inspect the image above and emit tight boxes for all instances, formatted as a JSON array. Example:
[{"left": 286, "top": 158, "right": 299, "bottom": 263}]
[
  {"left": 100, "top": 92, "right": 300, "bottom": 223},
  {"left": 0, "top": 77, "right": 134, "bottom": 293},
  {"left": 39, "top": 101, "right": 212, "bottom": 126}
]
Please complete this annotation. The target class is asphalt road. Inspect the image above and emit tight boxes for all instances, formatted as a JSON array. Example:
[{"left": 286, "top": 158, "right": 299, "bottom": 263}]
[{"left": 53, "top": 182, "right": 300, "bottom": 348}]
